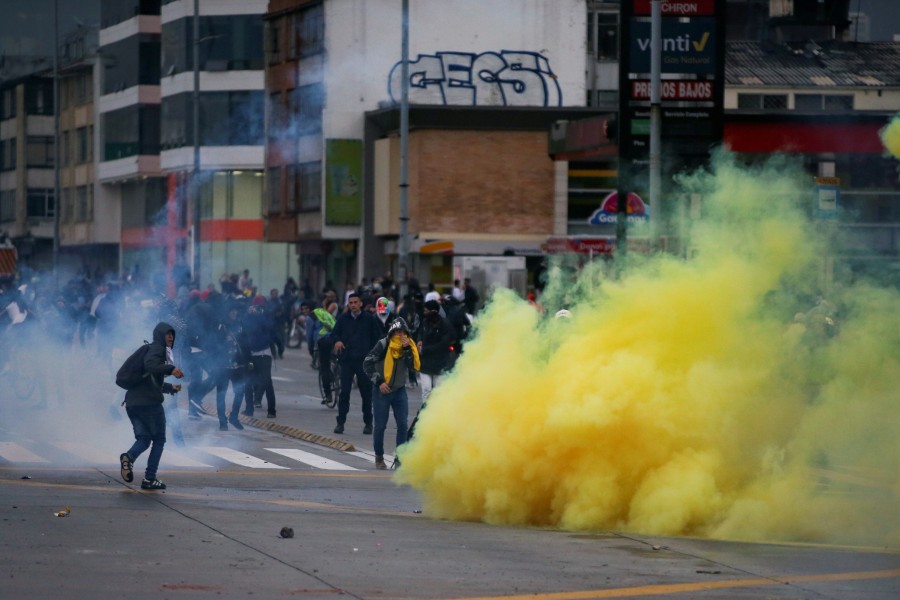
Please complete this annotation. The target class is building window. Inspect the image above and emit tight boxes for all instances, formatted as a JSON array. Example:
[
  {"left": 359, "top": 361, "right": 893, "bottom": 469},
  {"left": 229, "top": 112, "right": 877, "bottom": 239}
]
[
  {"left": 267, "top": 167, "right": 281, "bottom": 213},
  {"left": 76, "top": 185, "right": 93, "bottom": 222},
  {"left": 737, "top": 93, "right": 788, "bottom": 110},
  {"left": 62, "top": 130, "right": 71, "bottom": 166},
  {"left": 25, "top": 80, "right": 54, "bottom": 116},
  {"left": 61, "top": 188, "right": 73, "bottom": 223},
  {"left": 289, "top": 83, "right": 324, "bottom": 134},
  {"left": 103, "top": 105, "right": 160, "bottom": 160},
  {"left": 199, "top": 91, "right": 264, "bottom": 146},
  {"left": 795, "top": 93, "right": 854, "bottom": 111},
  {"left": 0, "top": 190, "right": 15, "bottom": 222},
  {"left": 0, "top": 138, "right": 16, "bottom": 170},
  {"left": 588, "top": 8, "right": 618, "bottom": 61},
  {"left": 266, "top": 18, "right": 282, "bottom": 65},
  {"left": 286, "top": 164, "right": 298, "bottom": 213},
  {"left": 160, "top": 93, "right": 188, "bottom": 149},
  {"left": 26, "top": 188, "right": 55, "bottom": 219},
  {"left": 77, "top": 127, "right": 91, "bottom": 164},
  {"left": 103, "top": 35, "right": 160, "bottom": 94},
  {"left": 1, "top": 88, "right": 15, "bottom": 120},
  {"left": 298, "top": 161, "right": 321, "bottom": 211},
  {"left": 163, "top": 14, "right": 264, "bottom": 76},
  {"left": 293, "top": 4, "right": 324, "bottom": 58},
  {"left": 26, "top": 136, "right": 54, "bottom": 168}
]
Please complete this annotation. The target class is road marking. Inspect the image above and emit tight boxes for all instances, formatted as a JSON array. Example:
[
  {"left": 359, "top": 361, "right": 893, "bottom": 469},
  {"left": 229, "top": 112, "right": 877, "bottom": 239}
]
[
  {"left": 161, "top": 449, "right": 214, "bottom": 468},
  {"left": 196, "top": 446, "right": 289, "bottom": 469},
  {"left": 265, "top": 448, "right": 361, "bottom": 471},
  {"left": 0, "top": 441, "right": 49, "bottom": 463},
  {"left": 271, "top": 376, "right": 293, "bottom": 382},
  {"left": 446, "top": 568, "right": 900, "bottom": 600},
  {"left": 348, "top": 450, "right": 395, "bottom": 464},
  {"left": 54, "top": 441, "right": 115, "bottom": 464}
]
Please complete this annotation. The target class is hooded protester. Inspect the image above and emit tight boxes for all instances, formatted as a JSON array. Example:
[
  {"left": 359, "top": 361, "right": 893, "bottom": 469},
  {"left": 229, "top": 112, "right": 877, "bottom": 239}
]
[
  {"left": 363, "top": 317, "right": 420, "bottom": 469},
  {"left": 374, "top": 296, "right": 397, "bottom": 335},
  {"left": 119, "top": 322, "right": 184, "bottom": 491}
]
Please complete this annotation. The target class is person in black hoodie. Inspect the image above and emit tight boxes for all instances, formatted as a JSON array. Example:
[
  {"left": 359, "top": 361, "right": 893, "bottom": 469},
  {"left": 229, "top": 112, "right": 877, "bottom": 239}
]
[{"left": 119, "top": 322, "right": 184, "bottom": 490}]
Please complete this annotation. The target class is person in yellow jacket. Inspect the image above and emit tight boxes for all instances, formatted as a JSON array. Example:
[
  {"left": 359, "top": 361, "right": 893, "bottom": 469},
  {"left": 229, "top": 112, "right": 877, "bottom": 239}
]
[{"left": 362, "top": 317, "right": 420, "bottom": 469}]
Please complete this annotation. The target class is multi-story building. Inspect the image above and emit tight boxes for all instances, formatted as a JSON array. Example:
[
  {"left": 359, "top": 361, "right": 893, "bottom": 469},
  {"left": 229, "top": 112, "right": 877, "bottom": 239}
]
[
  {"left": 159, "top": 0, "right": 292, "bottom": 291},
  {"left": 58, "top": 24, "right": 120, "bottom": 276},
  {"left": 265, "top": 0, "right": 589, "bottom": 291},
  {"left": 0, "top": 73, "right": 56, "bottom": 270},
  {"left": 94, "top": 0, "right": 293, "bottom": 292},
  {"left": 96, "top": 0, "right": 166, "bottom": 282}
]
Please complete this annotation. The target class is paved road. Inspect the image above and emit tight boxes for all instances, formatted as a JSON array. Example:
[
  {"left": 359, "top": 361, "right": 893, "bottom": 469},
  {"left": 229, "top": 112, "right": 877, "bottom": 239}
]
[{"left": 1, "top": 345, "right": 898, "bottom": 599}]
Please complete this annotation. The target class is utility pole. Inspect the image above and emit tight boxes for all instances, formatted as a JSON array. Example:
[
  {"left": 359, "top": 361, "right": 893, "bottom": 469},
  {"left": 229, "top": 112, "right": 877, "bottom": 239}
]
[
  {"left": 52, "top": 0, "right": 61, "bottom": 283},
  {"left": 397, "top": 0, "right": 410, "bottom": 296},
  {"left": 649, "top": 0, "right": 662, "bottom": 248},
  {"left": 191, "top": 0, "right": 201, "bottom": 284}
]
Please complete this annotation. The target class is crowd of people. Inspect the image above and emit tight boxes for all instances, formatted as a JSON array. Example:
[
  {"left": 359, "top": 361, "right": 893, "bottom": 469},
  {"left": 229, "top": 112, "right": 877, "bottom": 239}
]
[{"left": 0, "top": 266, "right": 482, "bottom": 476}]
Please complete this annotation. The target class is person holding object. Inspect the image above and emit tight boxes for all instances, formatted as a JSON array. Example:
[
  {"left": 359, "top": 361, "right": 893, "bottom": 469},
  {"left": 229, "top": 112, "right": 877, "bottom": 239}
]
[
  {"left": 363, "top": 318, "right": 420, "bottom": 469},
  {"left": 119, "top": 322, "right": 184, "bottom": 490}
]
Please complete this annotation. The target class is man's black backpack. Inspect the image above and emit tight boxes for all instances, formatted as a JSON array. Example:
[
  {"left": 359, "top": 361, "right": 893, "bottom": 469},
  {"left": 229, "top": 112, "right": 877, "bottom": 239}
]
[{"left": 115, "top": 343, "right": 150, "bottom": 390}]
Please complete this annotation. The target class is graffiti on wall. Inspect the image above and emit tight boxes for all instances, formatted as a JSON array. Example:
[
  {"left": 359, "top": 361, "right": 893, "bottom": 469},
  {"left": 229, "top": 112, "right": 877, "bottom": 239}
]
[{"left": 388, "top": 50, "right": 563, "bottom": 107}]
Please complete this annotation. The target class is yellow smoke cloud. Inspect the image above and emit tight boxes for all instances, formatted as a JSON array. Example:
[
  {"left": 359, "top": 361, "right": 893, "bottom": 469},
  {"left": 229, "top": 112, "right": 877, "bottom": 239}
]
[
  {"left": 881, "top": 114, "right": 900, "bottom": 159},
  {"left": 397, "top": 154, "right": 900, "bottom": 547}
]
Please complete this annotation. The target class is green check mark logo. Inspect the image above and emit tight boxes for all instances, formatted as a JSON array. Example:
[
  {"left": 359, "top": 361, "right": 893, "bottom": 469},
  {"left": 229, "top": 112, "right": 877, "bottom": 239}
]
[{"left": 692, "top": 32, "right": 710, "bottom": 52}]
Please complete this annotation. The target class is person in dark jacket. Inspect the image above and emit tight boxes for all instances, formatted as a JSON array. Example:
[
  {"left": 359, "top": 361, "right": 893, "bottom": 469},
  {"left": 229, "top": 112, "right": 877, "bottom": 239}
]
[
  {"left": 363, "top": 317, "right": 420, "bottom": 469},
  {"left": 119, "top": 322, "right": 184, "bottom": 490},
  {"left": 243, "top": 295, "right": 278, "bottom": 418},
  {"left": 331, "top": 292, "right": 382, "bottom": 435},
  {"left": 417, "top": 300, "right": 454, "bottom": 402}
]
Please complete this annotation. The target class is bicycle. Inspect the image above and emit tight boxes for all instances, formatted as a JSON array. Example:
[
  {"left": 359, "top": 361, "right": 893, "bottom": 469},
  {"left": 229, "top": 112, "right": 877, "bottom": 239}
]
[
  {"left": 286, "top": 315, "right": 305, "bottom": 349},
  {"left": 318, "top": 351, "right": 340, "bottom": 408}
]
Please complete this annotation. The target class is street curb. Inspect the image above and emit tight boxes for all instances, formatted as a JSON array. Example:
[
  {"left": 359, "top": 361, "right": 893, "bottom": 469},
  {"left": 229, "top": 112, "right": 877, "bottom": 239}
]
[
  {"left": 238, "top": 414, "right": 356, "bottom": 452},
  {"left": 200, "top": 407, "right": 356, "bottom": 452}
]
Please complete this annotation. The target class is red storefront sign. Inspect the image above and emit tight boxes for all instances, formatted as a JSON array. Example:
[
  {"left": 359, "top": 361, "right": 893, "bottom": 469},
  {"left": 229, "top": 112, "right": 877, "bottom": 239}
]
[
  {"left": 631, "top": 80, "right": 714, "bottom": 101},
  {"left": 634, "top": 0, "right": 716, "bottom": 17}
]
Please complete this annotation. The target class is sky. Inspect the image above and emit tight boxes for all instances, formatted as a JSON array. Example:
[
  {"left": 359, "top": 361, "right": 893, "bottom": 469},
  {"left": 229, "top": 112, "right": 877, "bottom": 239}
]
[
  {"left": 0, "top": 0, "right": 100, "bottom": 57},
  {"left": 0, "top": 0, "right": 898, "bottom": 60}
]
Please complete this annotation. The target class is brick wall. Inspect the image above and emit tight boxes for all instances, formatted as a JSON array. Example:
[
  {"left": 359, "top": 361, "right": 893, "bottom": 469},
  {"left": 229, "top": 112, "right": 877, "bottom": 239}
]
[{"left": 411, "top": 129, "right": 555, "bottom": 235}]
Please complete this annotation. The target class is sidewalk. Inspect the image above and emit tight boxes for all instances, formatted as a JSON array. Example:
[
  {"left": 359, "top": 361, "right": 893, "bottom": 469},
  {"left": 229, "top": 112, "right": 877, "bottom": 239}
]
[{"left": 186, "top": 343, "right": 425, "bottom": 456}]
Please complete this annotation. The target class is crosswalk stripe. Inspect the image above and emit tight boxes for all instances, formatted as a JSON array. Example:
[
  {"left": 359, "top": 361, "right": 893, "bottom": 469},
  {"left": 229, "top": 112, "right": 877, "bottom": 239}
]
[
  {"left": 0, "top": 441, "right": 50, "bottom": 463},
  {"left": 54, "top": 441, "right": 115, "bottom": 464},
  {"left": 265, "top": 448, "right": 360, "bottom": 471},
  {"left": 348, "top": 450, "right": 394, "bottom": 464},
  {"left": 271, "top": 376, "right": 293, "bottom": 382},
  {"left": 196, "top": 446, "right": 289, "bottom": 469},
  {"left": 160, "top": 450, "right": 214, "bottom": 468}
]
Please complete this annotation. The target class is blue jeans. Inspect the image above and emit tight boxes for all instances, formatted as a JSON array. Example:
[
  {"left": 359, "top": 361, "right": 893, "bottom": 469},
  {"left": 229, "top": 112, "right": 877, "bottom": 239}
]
[
  {"left": 372, "top": 386, "right": 409, "bottom": 457},
  {"left": 125, "top": 404, "right": 167, "bottom": 481}
]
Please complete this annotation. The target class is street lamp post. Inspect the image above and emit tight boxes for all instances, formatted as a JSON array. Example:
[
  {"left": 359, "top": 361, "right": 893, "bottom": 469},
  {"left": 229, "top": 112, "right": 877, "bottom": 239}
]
[
  {"left": 191, "top": 0, "right": 201, "bottom": 284},
  {"left": 397, "top": 0, "right": 410, "bottom": 297},
  {"left": 52, "top": 0, "right": 61, "bottom": 284}
]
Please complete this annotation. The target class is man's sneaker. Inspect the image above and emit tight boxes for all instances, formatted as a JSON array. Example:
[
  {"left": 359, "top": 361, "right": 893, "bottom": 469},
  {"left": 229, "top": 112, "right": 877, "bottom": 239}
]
[
  {"left": 254, "top": 402, "right": 262, "bottom": 408},
  {"left": 140, "top": 478, "right": 166, "bottom": 490},
  {"left": 362, "top": 424, "right": 373, "bottom": 435},
  {"left": 187, "top": 413, "right": 202, "bottom": 421},
  {"left": 119, "top": 453, "right": 133, "bottom": 483},
  {"left": 333, "top": 424, "right": 344, "bottom": 434},
  {"left": 267, "top": 412, "right": 276, "bottom": 419},
  {"left": 375, "top": 456, "right": 387, "bottom": 470},
  {"left": 228, "top": 415, "right": 244, "bottom": 430}
]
